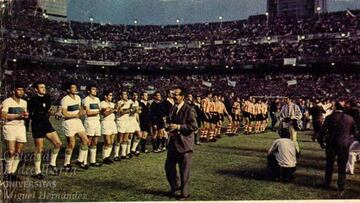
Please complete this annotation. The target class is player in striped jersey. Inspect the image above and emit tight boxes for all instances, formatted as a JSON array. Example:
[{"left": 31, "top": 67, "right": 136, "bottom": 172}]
[
  {"left": 115, "top": 91, "right": 133, "bottom": 159},
  {"left": 100, "top": 90, "right": 117, "bottom": 164},
  {"left": 2, "top": 83, "right": 28, "bottom": 181},
  {"left": 82, "top": 85, "right": 102, "bottom": 167},
  {"left": 129, "top": 91, "right": 142, "bottom": 156},
  {"left": 200, "top": 92, "right": 213, "bottom": 142},
  {"left": 60, "top": 82, "right": 89, "bottom": 171}
]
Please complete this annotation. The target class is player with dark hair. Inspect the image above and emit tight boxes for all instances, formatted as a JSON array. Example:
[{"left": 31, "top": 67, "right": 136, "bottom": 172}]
[
  {"left": 129, "top": 91, "right": 142, "bottom": 156},
  {"left": 150, "top": 91, "right": 166, "bottom": 152},
  {"left": 2, "top": 83, "right": 29, "bottom": 181},
  {"left": 28, "top": 82, "right": 62, "bottom": 179},
  {"left": 81, "top": 84, "right": 102, "bottom": 167},
  {"left": 100, "top": 90, "right": 117, "bottom": 164},
  {"left": 139, "top": 92, "right": 151, "bottom": 153},
  {"left": 200, "top": 91, "right": 213, "bottom": 142},
  {"left": 115, "top": 91, "right": 133, "bottom": 159},
  {"left": 60, "top": 82, "right": 89, "bottom": 171}
]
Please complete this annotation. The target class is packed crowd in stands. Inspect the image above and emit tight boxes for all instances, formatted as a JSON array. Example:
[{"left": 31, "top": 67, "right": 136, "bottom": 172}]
[
  {"left": 3, "top": 1, "right": 360, "bottom": 65},
  {"left": 3, "top": 67, "right": 360, "bottom": 104},
  {"left": 6, "top": 1, "right": 360, "bottom": 42},
  {"left": 6, "top": 36, "right": 360, "bottom": 65}
]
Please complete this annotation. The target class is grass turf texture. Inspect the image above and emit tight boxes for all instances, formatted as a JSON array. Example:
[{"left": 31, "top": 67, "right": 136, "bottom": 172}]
[{"left": 3, "top": 118, "right": 360, "bottom": 201}]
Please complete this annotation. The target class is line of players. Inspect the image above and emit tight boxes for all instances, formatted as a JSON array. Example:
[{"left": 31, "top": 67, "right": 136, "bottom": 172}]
[
  {"left": 198, "top": 92, "right": 269, "bottom": 142},
  {"left": 1, "top": 82, "right": 269, "bottom": 181}
]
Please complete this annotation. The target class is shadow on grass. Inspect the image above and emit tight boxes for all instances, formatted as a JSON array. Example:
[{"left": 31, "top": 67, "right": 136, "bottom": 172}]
[
  {"left": 297, "top": 160, "right": 326, "bottom": 170},
  {"left": 216, "top": 167, "right": 355, "bottom": 193},
  {"left": 217, "top": 168, "right": 272, "bottom": 182},
  {"left": 139, "top": 188, "right": 175, "bottom": 199},
  {"left": 208, "top": 145, "right": 268, "bottom": 154}
]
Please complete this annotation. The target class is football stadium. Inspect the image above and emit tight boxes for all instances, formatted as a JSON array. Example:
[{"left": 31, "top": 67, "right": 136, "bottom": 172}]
[{"left": 1, "top": 0, "right": 360, "bottom": 201}]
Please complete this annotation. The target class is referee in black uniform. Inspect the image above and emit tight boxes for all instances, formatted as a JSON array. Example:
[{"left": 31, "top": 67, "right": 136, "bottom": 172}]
[{"left": 28, "top": 82, "right": 62, "bottom": 179}]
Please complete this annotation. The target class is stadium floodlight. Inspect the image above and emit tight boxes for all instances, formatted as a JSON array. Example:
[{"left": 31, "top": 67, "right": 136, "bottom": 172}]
[
  {"left": 64, "top": 39, "right": 68, "bottom": 43},
  {"left": 137, "top": 67, "right": 141, "bottom": 70},
  {"left": 90, "top": 17, "right": 94, "bottom": 22},
  {"left": 134, "top": 19, "right": 138, "bottom": 25},
  {"left": 176, "top": 18, "right": 180, "bottom": 24},
  {"left": 76, "top": 64, "right": 79, "bottom": 68},
  {"left": 301, "top": 35, "right": 306, "bottom": 40},
  {"left": 225, "top": 65, "right": 229, "bottom": 69},
  {"left": 102, "top": 66, "right": 105, "bottom": 69},
  {"left": 102, "top": 41, "right": 106, "bottom": 45},
  {"left": 233, "top": 40, "right": 237, "bottom": 43},
  {"left": 317, "top": 7, "right": 321, "bottom": 12},
  {"left": 331, "top": 62, "right": 335, "bottom": 66},
  {"left": 292, "top": 63, "right": 296, "bottom": 67},
  {"left": 201, "top": 42, "right": 205, "bottom": 45},
  {"left": 160, "top": 66, "right": 164, "bottom": 70},
  {"left": 218, "top": 15, "right": 223, "bottom": 20},
  {"left": 174, "top": 42, "right": 178, "bottom": 45},
  {"left": 267, "top": 36, "right": 271, "bottom": 41},
  {"left": 22, "top": 35, "right": 26, "bottom": 38},
  {"left": 231, "top": 66, "right": 234, "bottom": 70},
  {"left": 341, "top": 33, "right": 346, "bottom": 37},
  {"left": 12, "top": 59, "right": 17, "bottom": 62},
  {"left": 138, "top": 44, "right": 142, "bottom": 47},
  {"left": 265, "top": 12, "right": 269, "bottom": 16}
]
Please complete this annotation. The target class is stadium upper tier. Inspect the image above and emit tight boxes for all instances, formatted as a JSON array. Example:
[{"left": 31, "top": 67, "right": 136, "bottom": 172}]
[
  {"left": 5, "top": 4, "right": 360, "bottom": 42},
  {"left": 4, "top": 2, "right": 360, "bottom": 66}
]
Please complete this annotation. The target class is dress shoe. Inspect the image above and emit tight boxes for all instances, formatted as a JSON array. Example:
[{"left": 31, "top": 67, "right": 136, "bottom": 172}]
[
  {"left": 33, "top": 173, "right": 45, "bottom": 180},
  {"left": 318, "top": 183, "right": 331, "bottom": 190},
  {"left": 90, "top": 162, "right": 102, "bottom": 167},
  {"left": 177, "top": 195, "right": 190, "bottom": 201}
]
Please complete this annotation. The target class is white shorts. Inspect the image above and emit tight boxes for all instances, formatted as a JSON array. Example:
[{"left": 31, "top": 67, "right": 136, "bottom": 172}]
[
  {"left": 128, "top": 119, "right": 141, "bottom": 133},
  {"left": 62, "top": 119, "right": 86, "bottom": 137},
  {"left": 101, "top": 120, "right": 117, "bottom": 135},
  {"left": 84, "top": 120, "right": 101, "bottom": 136},
  {"left": 116, "top": 119, "right": 133, "bottom": 134},
  {"left": 3, "top": 125, "right": 27, "bottom": 143}
]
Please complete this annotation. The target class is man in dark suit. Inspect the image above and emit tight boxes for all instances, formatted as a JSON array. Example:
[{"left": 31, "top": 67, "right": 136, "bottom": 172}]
[
  {"left": 309, "top": 100, "right": 326, "bottom": 141},
  {"left": 318, "top": 102, "right": 358, "bottom": 192},
  {"left": 165, "top": 87, "right": 198, "bottom": 200}
]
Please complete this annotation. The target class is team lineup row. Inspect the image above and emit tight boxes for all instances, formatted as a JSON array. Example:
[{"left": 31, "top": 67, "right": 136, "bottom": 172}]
[{"left": 2, "top": 81, "right": 293, "bottom": 182}]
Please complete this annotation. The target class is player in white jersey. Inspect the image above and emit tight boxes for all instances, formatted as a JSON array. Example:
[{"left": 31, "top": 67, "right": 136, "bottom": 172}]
[
  {"left": 60, "top": 82, "right": 89, "bottom": 171},
  {"left": 2, "top": 83, "right": 28, "bottom": 181},
  {"left": 100, "top": 90, "right": 117, "bottom": 164},
  {"left": 114, "top": 91, "right": 133, "bottom": 160},
  {"left": 129, "top": 92, "right": 142, "bottom": 156},
  {"left": 81, "top": 85, "right": 102, "bottom": 167}
]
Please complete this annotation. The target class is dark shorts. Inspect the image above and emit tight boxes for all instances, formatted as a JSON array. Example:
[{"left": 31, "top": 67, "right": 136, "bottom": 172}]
[
  {"left": 220, "top": 114, "right": 224, "bottom": 122},
  {"left": 153, "top": 119, "right": 165, "bottom": 130},
  {"left": 256, "top": 114, "right": 267, "bottom": 121},
  {"left": 197, "top": 111, "right": 206, "bottom": 122},
  {"left": 261, "top": 114, "right": 268, "bottom": 121},
  {"left": 31, "top": 119, "right": 55, "bottom": 139},
  {"left": 203, "top": 112, "right": 211, "bottom": 122},
  {"left": 233, "top": 114, "right": 241, "bottom": 121},
  {"left": 209, "top": 112, "right": 220, "bottom": 124},
  {"left": 243, "top": 112, "right": 250, "bottom": 118},
  {"left": 249, "top": 114, "right": 256, "bottom": 122},
  {"left": 140, "top": 120, "right": 152, "bottom": 133}
]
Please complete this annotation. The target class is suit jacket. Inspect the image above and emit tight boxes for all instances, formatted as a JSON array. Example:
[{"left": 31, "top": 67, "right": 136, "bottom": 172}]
[
  {"left": 318, "top": 111, "right": 358, "bottom": 148},
  {"left": 168, "top": 103, "right": 198, "bottom": 153}
]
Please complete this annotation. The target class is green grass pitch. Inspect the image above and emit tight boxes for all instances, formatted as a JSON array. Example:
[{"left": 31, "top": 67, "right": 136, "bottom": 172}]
[{"left": 3, "top": 118, "right": 360, "bottom": 201}]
